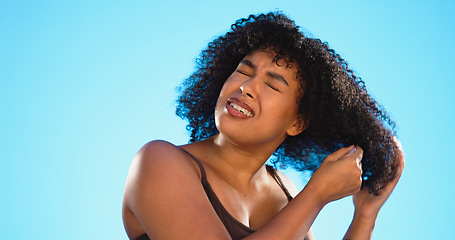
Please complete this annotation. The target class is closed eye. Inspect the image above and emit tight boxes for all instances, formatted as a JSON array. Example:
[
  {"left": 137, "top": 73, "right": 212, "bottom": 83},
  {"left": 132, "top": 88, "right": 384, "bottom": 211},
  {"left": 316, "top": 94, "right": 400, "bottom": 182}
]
[
  {"left": 237, "top": 70, "right": 251, "bottom": 76},
  {"left": 266, "top": 83, "right": 280, "bottom": 92}
]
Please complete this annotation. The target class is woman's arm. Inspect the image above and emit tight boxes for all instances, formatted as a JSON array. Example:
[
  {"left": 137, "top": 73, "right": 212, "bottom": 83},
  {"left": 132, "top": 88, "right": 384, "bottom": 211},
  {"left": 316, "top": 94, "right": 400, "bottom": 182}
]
[
  {"left": 245, "top": 146, "right": 363, "bottom": 240},
  {"left": 123, "top": 140, "right": 232, "bottom": 239},
  {"left": 123, "top": 141, "right": 363, "bottom": 240},
  {"left": 343, "top": 142, "right": 405, "bottom": 240},
  {"left": 276, "top": 171, "right": 316, "bottom": 240}
]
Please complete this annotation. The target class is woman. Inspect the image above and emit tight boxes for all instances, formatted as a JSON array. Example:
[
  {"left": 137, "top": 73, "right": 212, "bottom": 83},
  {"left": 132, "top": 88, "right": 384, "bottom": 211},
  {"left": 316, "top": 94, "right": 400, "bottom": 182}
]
[{"left": 122, "top": 12, "right": 404, "bottom": 240}]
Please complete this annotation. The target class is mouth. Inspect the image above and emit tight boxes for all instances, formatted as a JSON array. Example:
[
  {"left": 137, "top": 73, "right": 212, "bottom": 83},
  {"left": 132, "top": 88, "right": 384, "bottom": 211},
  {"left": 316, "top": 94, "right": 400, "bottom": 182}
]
[{"left": 227, "top": 98, "right": 255, "bottom": 118}]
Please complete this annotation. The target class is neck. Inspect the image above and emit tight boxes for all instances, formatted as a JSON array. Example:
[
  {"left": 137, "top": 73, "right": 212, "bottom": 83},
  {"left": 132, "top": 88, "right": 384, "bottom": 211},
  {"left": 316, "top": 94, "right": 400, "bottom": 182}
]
[{"left": 201, "top": 133, "right": 283, "bottom": 186}]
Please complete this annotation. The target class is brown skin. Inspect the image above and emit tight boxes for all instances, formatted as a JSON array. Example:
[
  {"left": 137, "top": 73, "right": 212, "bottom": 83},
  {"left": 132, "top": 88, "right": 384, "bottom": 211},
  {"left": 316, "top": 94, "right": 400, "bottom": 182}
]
[
  {"left": 343, "top": 142, "right": 405, "bottom": 240},
  {"left": 122, "top": 50, "right": 403, "bottom": 240}
]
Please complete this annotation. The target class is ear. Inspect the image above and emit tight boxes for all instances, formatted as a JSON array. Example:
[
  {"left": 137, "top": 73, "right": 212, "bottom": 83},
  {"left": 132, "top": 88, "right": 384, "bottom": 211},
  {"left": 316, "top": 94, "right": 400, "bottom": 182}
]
[{"left": 286, "top": 116, "right": 307, "bottom": 136}]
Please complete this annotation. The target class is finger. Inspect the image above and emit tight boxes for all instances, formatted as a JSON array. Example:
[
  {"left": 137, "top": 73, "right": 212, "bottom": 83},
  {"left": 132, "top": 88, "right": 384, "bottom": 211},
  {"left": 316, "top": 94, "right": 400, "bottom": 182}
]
[
  {"left": 381, "top": 155, "right": 405, "bottom": 195},
  {"left": 326, "top": 145, "right": 356, "bottom": 161},
  {"left": 353, "top": 147, "right": 364, "bottom": 165},
  {"left": 393, "top": 136, "right": 406, "bottom": 166},
  {"left": 393, "top": 136, "right": 404, "bottom": 154},
  {"left": 395, "top": 152, "right": 405, "bottom": 179},
  {"left": 340, "top": 146, "right": 364, "bottom": 166},
  {"left": 380, "top": 171, "right": 401, "bottom": 196},
  {"left": 391, "top": 137, "right": 405, "bottom": 179}
]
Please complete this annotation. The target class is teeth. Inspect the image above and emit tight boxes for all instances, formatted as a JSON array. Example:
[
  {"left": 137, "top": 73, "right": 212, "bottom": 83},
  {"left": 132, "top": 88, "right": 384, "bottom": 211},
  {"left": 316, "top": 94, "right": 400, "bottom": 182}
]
[{"left": 230, "top": 102, "right": 254, "bottom": 117}]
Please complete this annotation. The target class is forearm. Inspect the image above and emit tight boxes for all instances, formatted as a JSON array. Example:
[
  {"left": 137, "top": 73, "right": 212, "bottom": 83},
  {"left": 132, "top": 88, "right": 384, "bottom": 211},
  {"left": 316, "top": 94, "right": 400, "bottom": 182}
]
[
  {"left": 244, "top": 145, "right": 367, "bottom": 240},
  {"left": 343, "top": 211, "right": 378, "bottom": 240},
  {"left": 244, "top": 184, "right": 326, "bottom": 240}
]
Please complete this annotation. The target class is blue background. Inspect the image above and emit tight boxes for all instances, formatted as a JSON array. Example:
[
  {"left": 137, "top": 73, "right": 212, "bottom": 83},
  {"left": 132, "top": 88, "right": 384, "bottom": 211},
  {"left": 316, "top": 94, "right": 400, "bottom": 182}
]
[{"left": 1, "top": 0, "right": 454, "bottom": 239}]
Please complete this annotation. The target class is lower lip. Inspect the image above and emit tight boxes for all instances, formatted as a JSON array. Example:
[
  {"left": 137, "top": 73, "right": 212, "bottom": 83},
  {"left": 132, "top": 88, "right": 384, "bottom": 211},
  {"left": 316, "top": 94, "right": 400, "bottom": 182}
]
[{"left": 226, "top": 103, "right": 250, "bottom": 119}]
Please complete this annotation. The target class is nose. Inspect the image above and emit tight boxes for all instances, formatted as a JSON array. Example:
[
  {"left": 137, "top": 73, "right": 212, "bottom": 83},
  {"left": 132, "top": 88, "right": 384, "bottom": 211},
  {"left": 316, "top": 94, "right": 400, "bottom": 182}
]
[{"left": 240, "top": 78, "right": 256, "bottom": 99}]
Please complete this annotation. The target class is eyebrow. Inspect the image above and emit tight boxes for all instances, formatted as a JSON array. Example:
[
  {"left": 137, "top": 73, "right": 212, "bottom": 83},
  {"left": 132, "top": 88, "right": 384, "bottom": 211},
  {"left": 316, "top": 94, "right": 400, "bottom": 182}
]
[
  {"left": 240, "top": 59, "right": 255, "bottom": 69},
  {"left": 239, "top": 59, "right": 289, "bottom": 86},
  {"left": 267, "top": 72, "right": 289, "bottom": 86}
]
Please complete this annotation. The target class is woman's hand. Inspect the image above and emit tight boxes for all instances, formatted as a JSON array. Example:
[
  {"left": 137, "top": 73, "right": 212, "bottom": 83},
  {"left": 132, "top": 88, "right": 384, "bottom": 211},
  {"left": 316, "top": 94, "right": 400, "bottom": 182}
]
[
  {"left": 306, "top": 146, "right": 364, "bottom": 204},
  {"left": 343, "top": 138, "right": 405, "bottom": 240},
  {"left": 353, "top": 141, "right": 405, "bottom": 220}
]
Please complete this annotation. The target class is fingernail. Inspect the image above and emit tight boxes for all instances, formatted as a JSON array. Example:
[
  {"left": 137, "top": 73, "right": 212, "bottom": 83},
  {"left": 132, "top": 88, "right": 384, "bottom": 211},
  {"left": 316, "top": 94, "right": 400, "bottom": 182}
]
[{"left": 348, "top": 146, "right": 356, "bottom": 154}]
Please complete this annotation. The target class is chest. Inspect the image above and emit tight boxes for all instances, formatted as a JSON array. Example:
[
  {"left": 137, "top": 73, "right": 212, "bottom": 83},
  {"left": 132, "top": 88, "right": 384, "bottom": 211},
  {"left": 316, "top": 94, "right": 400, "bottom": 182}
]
[{"left": 208, "top": 176, "right": 291, "bottom": 229}]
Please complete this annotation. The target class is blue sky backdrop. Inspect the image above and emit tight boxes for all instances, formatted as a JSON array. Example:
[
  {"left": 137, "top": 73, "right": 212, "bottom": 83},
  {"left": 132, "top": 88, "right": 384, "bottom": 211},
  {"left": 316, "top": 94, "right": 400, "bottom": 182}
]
[{"left": 1, "top": 0, "right": 454, "bottom": 239}]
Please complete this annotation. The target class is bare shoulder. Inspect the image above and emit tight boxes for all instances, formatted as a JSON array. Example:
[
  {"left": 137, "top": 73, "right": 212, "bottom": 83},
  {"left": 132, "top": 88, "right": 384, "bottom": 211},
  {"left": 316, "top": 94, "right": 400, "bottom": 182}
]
[
  {"left": 135, "top": 140, "right": 186, "bottom": 163},
  {"left": 122, "top": 140, "right": 228, "bottom": 239},
  {"left": 122, "top": 140, "right": 199, "bottom": 237},
  {"left": 123, "top": 140, "right": 200, "bottom": 202},
  {"left": 129, "top": 140, "right": 196, "bottom": 172}
]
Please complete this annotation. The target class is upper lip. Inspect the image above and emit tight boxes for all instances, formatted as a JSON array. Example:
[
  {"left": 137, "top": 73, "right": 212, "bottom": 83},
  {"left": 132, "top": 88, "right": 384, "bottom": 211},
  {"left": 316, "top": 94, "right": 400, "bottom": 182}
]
[{"left": 227, "top": 97, "right": 255, "bottom": 116}]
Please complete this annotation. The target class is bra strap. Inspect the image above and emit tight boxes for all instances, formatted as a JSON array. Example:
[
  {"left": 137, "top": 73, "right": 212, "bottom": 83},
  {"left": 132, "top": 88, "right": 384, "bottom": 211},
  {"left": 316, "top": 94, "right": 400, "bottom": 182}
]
[
  {"left": 266, "top": 165, "right": 294, "bottom": 201},
  {"left": 177, "top": 147, "right": 207, "bottom": 183}
]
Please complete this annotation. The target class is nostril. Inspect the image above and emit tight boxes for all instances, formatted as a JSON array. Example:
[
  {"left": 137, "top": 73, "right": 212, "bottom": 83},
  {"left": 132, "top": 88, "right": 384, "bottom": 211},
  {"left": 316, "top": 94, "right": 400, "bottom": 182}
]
[{"left": 246, "top": 93, "right": 254, "bottom": 98}]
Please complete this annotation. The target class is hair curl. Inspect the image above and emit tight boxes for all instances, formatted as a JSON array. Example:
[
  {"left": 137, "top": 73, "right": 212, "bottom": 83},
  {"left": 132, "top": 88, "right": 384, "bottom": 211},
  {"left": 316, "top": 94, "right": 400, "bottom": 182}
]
[{"left": 176, "top": 11, "right": 400, "bottom": 194}]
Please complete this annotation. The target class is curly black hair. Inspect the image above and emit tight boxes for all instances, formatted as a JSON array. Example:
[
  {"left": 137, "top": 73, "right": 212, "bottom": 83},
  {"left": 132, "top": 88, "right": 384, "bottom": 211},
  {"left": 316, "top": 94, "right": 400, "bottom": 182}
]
[{"left": 176, "top": 11, "right": 400, "bottom": 194}]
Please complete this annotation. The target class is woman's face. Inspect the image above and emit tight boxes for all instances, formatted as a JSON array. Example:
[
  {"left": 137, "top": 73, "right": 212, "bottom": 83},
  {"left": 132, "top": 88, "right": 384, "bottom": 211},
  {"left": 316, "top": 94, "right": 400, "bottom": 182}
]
[{"left": 214, "top": 49, "right": 305, "bottom": 148}]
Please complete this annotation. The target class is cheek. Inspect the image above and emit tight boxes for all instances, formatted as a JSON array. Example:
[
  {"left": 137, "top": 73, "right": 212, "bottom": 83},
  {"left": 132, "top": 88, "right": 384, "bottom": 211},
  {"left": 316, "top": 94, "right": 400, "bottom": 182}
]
[
  {"left": 215, "top": 77, "right": 239, "bottom": 116},
  {"left": 219, "top": 76, "right": 240, "bottom": 95},
  {"left": 270, "top": 98, "right": 299, "bottom": 124},
  {"left": 216, "top": 83, "right": 232, "bottom": 106}
]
